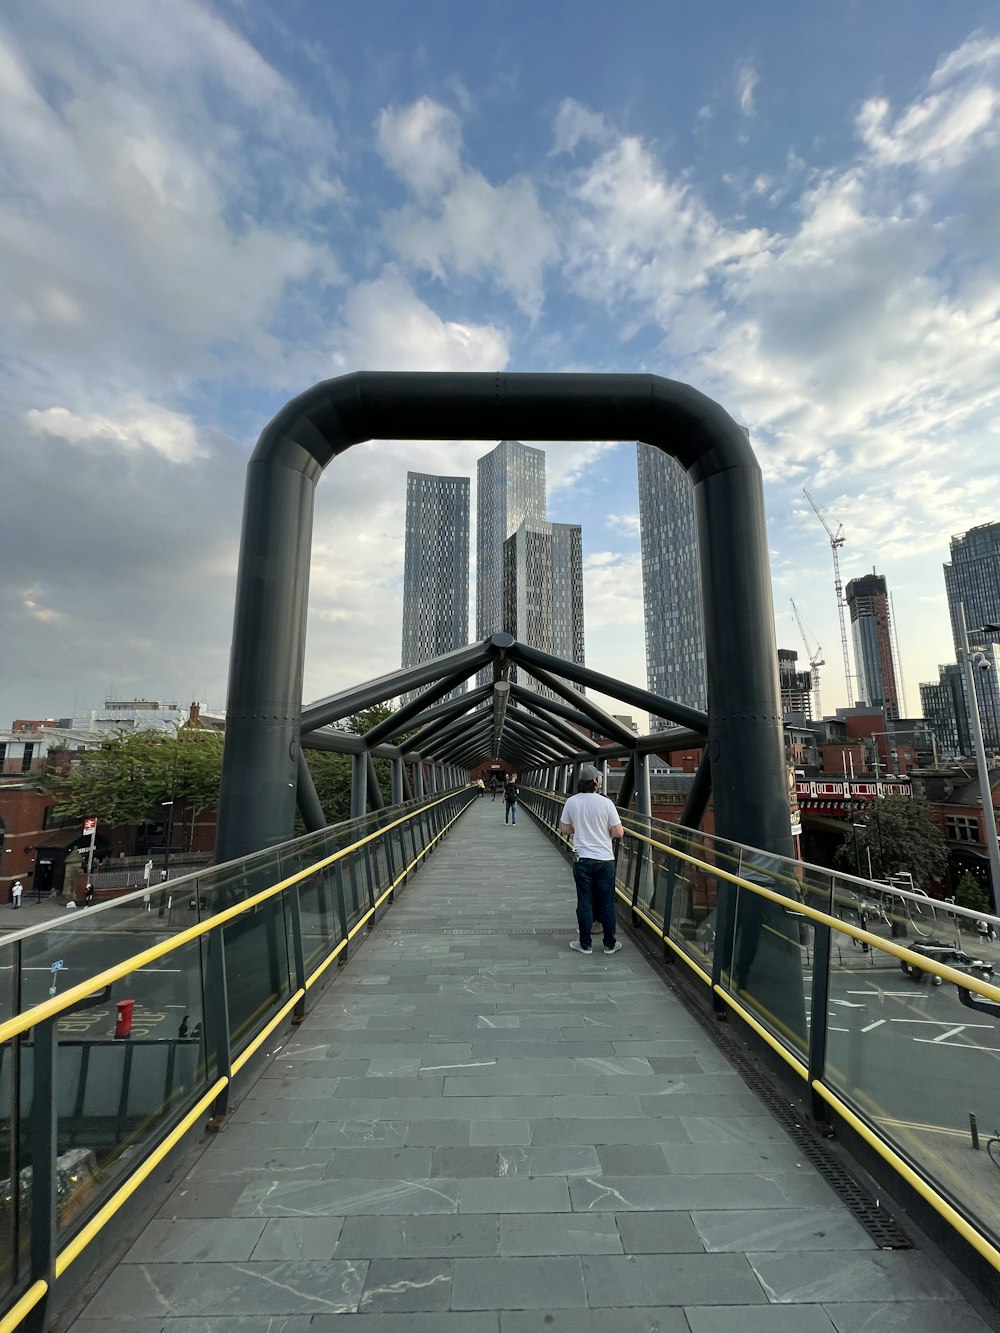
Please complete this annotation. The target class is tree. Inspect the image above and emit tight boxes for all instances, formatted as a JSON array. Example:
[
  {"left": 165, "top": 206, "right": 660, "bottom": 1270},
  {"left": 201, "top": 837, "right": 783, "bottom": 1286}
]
[
  {"left": 301, "top": 703, "right": 400, "bottom": 826},
  {"left": 834, "top": 795, "right": 947, "bottom": 892},
  {"left": 43, "top": 728, "right": 223, "bottom": 853},
  {"left": 954, "top": 870, "right": 991, "bottom": 914}
]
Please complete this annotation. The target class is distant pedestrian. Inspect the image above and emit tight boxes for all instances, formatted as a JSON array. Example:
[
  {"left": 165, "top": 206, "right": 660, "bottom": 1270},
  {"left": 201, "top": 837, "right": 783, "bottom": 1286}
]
[
  {"left": 178, "top": 1015, "right": 190, "bottom": 1038},
  {"left": 476, "top": 777, "right": 486, "bottom": 797},
  {"left": 84, "top": 884, "right": 94, "bottom": 906},
  {"left": 11, "top": 880, "right": 23, "bottom": 908},
  {"left": 490, "top": 775, "right": 499, "bottom": 801},
  {"left": 560, "top": 765, "right": 624, "bottom": 957},
  {"left": 504, "top": 774, "right": 519, "bottom": 825}
]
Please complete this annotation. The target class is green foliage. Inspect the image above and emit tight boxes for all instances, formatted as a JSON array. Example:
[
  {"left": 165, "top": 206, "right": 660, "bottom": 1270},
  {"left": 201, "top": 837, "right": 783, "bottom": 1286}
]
[
  {"left": 834, "top": 795, "right": 947, "bottom": 891},
  {"left": 302, "top": 703, "right": 399, "bottom": 824},
  {"left": 42, "top": 728, "right": 224, "bottom": 840},
  {"left": 954, "top": 871, "right": 990, "bottom": 914}
]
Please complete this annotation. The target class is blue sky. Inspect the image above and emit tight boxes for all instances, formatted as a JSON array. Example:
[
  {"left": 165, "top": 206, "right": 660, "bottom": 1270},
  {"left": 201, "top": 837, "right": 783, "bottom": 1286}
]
[{"left": 2, "top": 0, "right": 999, "bottom": 729}]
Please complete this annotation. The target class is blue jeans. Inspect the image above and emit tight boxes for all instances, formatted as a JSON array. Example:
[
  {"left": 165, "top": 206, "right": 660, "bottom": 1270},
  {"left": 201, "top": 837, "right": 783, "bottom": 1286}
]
[
  {"left": 573, "top": 857, "right": 616, "bottom": 949},
  {"left": 505, "top": 800, "right": 517, "bottom": 823}
]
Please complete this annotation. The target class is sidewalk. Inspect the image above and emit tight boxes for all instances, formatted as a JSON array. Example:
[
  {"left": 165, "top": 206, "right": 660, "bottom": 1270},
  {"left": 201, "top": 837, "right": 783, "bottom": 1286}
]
[{"left": 60, "top": 798, "right": 996, "bottom": 1331}]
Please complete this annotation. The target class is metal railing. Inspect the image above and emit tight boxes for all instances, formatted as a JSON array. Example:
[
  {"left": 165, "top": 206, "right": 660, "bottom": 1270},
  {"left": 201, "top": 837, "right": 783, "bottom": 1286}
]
[
  {"left": 0, "top": 786, "right": 475, "bottom": 1332},
  {"left": 522, "top": 787, "right": 1000, "bottom": 1277}
]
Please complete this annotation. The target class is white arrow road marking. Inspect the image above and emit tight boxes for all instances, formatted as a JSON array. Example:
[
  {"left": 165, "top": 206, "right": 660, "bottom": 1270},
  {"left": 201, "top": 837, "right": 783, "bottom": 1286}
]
[{"left": 830, "top": 999, "right": 867, "bottom": 1008}]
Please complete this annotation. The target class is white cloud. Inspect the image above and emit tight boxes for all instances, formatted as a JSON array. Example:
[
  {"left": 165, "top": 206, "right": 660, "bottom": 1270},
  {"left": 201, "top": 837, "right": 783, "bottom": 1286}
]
[
  {"left": 551, "top": 98, "right": 609, "bottom": 155},
  {"left": 376, "top": 98, "right": 463, "bottom": 197},
  {"left": 25, "top": 401, "right": 208, "bottom": 463},
  {"left": 606, "top": 513, "right": 640, "bottom": 535},
  {"left": 377, "top": 97, "right": 559, "bottom": 318},
  {"left": 736, "top": 61, "right": 759, "bottom": 117},
  {"left": 335, "top": 274, "right": 509, "bottom": 372}
]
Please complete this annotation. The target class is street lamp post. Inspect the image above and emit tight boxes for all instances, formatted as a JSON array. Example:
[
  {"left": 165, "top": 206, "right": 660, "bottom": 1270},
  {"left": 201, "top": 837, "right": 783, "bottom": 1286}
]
[
  {"left": 162, "top": 800, "right": 175, "bottom": 880},
  {"left": 959, "top": 604, "right": 1000, "bottom": 909}
]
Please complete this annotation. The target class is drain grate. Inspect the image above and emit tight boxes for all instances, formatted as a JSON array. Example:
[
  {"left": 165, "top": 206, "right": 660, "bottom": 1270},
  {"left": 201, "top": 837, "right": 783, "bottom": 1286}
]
[{"left": 383, "top": 927, "right": 576, "bottom": 936}]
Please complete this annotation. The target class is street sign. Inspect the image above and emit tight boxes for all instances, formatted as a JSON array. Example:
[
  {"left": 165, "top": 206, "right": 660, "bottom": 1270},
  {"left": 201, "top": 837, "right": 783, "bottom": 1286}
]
[{"left": 83, "top": 818, "right": 97, "bottom": 834}]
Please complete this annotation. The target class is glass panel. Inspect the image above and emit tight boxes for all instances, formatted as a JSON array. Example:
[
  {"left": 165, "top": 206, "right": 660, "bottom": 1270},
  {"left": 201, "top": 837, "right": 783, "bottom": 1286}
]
[
  {"left": 297, "top": 868, "right": 340, "bottom": 974},
  {"left": 824, "top": 936, "right": 1000, "bottom": 1250},
  {"left": 38, "top": 940, "right": 208, "bottom": 1249},
  {"left": 222, "top": 896, "right": 291, "bottom": 1049}
]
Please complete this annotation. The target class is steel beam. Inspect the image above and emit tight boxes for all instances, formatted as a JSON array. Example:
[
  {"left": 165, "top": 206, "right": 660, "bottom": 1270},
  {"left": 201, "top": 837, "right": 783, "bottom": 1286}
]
[
  {"left": 218, "top": 372, "right": 788, "bottom": 867},
  {"left": 362, "top": 667, "right": 481, "bottom": 747},
  {"left": 296, "top": 749, "right": 328, "bottom": 833}
]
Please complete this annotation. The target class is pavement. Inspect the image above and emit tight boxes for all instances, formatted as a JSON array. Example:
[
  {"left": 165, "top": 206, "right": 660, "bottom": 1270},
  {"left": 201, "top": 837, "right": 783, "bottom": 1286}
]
[
  {"left": 0, "top": 892, "right": 80, "bottom": 934},
  {"left": 57, "top": 799, "right": 997, "bottom": 1331}
]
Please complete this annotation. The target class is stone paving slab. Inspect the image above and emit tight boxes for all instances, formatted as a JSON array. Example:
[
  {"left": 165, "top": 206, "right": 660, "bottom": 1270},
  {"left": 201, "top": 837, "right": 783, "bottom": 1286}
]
[{"left": 68, "top": 798, "right": 996, "bottom": 1330}]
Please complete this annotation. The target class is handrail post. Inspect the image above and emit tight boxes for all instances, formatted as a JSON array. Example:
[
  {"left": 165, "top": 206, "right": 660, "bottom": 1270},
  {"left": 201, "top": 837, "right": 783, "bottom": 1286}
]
[
  {"left": 288, "top": 880, "right": 307, "bottom": 1022},
  {"left": 205, "top": 930, "right": 232, "bottom": 1124},
  {"left": 26, "top": 1017, "right": 58, "bottom": 1333},
  {"left": 808, "top": 922, "right": 833, "bottom": 1126},
  {"left": 333, "top": 862, "right": 351, "bottom": 961}
]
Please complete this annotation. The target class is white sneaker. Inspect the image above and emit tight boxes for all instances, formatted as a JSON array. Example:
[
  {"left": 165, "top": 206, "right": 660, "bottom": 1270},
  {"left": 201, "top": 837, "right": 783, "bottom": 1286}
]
[
  {"left": 603, "top": 941, "right": 623, "bottom": 956},
  {"left": 570, "top": 941, "right": 592, "bottom": 955}
]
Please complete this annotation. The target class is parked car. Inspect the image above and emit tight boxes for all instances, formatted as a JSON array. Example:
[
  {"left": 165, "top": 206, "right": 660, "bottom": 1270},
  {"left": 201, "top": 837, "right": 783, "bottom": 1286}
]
[{"left": 899, "top": 940, "right": 994, "bottom": 985}]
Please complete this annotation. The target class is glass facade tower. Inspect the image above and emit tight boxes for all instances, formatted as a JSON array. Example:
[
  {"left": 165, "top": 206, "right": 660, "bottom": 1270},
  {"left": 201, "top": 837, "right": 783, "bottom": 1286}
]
[
  {"left": 944, "top": 523, "right": 1000, "bottom": 751},
  {"left": 845, "top": 572, "right": 900, "bottom": 720},
  {"left": 400, "top": 471, "right": 470, "bottom": 705},
  {"left": 636, "top": 444, "right": 706, "bottom": 720},
  {"left": 502, "top": 521, "right": 585, "bottom": 697},
  {"left": 476, "top": 440, "right": 546, "bottom": 686}
]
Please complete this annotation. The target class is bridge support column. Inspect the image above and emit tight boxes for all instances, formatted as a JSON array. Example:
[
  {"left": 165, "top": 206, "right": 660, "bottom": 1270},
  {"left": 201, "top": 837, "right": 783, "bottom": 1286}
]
[{"left": 351, "top": 753, "right": 366, "bottom": 819}]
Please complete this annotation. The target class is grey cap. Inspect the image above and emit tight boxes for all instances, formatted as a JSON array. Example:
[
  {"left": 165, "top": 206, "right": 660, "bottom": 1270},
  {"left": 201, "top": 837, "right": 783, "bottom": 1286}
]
[{"left": 579, "top": 764, "right": 601, "bottom": 781}]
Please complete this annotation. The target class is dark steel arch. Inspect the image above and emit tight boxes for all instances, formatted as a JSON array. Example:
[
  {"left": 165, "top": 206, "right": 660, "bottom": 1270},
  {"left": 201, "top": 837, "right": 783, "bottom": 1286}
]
[{"left": 216, "top": 372, "right": 789, "bottom": 864}]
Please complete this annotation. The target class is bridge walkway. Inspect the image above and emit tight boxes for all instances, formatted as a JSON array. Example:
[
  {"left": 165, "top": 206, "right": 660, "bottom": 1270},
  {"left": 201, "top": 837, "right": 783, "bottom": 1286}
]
[{"left": 66, "top": 796, "right": 993, "bottom": 1331}]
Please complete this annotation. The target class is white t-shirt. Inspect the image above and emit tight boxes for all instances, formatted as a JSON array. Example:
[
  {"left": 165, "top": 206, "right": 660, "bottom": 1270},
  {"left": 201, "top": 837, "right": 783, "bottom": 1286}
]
[{"left": 560, "top": 792, "right": 621, "bottom": 860}]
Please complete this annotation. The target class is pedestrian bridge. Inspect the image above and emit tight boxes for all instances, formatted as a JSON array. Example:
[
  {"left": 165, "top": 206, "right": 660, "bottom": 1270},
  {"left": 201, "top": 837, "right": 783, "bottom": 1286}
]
[{"left": 3, "top": 787, "right": 999, "bottom": 1330}]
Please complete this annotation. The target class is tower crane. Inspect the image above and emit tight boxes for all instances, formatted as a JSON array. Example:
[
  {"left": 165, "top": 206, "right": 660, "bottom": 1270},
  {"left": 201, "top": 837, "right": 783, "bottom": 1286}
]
[
  {"left": 803, "top": 487, "right": 859, "bottom": 705},
  {"left": 790, "top": 598, "right": 825, "bottom": 719}
]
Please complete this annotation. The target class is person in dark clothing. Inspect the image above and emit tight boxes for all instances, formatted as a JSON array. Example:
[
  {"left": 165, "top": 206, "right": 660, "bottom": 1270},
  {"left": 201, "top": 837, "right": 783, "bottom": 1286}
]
[
  {"left": 490, "top": 774, "right": 499, "bottom": 801},
  {"left": 504, "top": 775, "right": 519, "bottom": 825}
]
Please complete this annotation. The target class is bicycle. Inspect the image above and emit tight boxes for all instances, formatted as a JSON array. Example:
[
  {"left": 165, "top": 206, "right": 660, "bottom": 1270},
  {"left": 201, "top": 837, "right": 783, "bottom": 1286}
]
[{"left": 986, "top": 1133, "right": 1000, "bottom": 1169}]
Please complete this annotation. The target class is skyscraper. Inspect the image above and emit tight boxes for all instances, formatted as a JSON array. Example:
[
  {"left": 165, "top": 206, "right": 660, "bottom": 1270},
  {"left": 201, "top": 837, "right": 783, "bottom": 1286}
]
[
  {"left": 637, "top": 444, "right": 706, "bottom": 719},
  {"left": 476, "top": 440, "right": 546, "bottom": 684},
  {"left": 942, "top": 523, "right": 1000, "bottom": 752},
  {"left": 845, "top": 572, "right": 900, "bottom": 720},
  {"left": 944, "top": 524, "right": 1000, "bottom": 651},
  {"left": 400, "top": 471, "right": 469, "bottom": 704},
  {"left": 778, "top": 649, "right": 813, "bottom": 720},
  {"left": 502, "top": 521, "right": 585, "bottom": 694}
]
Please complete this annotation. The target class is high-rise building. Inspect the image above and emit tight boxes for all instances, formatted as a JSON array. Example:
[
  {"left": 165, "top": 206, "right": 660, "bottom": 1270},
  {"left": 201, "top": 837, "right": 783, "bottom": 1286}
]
[
  {"left": 845, "top": 572, "right": 900, "bottom": 720},
  {"left": 637, "top": 445, "right": 706, "bottom": 721},
  {"left": 502, "top": 520, "right": 585, "bottom": 696},
  {"left": 400, "top": 471, "right": 470, "bottom": 704},
  {"left": 778, "top": 649, "right": 813, "bottom": 720},
  {"left": 477, "top": 440, "right": 546, "bottom": 639},
  {"left": 943, "top": 523, "right": 1000, "bottom": 751},
  {"left": 476, "top": 440, "right": 546, "bottom": 686},
  {"left": 920, "top": 665, "right": 970, "bottom": 758}
]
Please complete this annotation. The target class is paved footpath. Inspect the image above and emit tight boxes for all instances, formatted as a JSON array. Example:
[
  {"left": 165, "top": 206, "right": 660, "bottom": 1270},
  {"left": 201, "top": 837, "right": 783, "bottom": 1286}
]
[{"left": 67, "top": 797, "right": 996, "bottom": 1332}]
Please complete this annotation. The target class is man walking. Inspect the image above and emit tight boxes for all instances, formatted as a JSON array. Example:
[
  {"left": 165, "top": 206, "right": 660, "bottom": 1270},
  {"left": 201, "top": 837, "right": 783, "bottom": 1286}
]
[
  {"left": 504, "top": 774, "right": 519, "bottom": 825},
  {"left": 560, "top": 765, "right": 624, "bottom": 956}
]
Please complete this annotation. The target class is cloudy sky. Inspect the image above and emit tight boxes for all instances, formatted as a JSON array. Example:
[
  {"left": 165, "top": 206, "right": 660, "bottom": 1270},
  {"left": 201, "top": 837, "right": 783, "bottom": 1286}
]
[{"left": 3, "top": 0, "right": 1000, "bottom": 733}]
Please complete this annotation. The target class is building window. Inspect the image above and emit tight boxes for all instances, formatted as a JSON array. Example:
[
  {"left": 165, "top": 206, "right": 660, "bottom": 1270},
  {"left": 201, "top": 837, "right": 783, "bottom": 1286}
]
[{"left": 946, "top": 815, "right": 980, "bottom": 843}]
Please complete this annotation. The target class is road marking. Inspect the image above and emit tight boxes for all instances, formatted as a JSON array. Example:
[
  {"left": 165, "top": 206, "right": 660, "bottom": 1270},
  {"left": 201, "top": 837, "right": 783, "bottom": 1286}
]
[
  {"left": 861, "top": 1019, "right": 886, "bottom": 1033},
  {"left": 889, "top": 1018, "right": 993, "bottom": 1027},
  {"left": 932, "top": 1024, "right": 969, "bottom": 1043},
  {"left": 829, "top": 1026, "right": 849, "bottom": 1033},
  {"left": 830, "top": 999, "right": 866, "bottom": 1008},
  {"left": 913, "top": 1038, "right": 1000, "bottom": 1053},
  {"left": 846, "top": 989, "right": 925, "bottom": 997}
]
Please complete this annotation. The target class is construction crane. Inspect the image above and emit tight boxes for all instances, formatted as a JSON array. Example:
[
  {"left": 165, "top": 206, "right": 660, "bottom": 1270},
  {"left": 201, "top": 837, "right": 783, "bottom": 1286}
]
[
  {"left": 790, "top": 598, "right": 825, "bottom": 719},
  {"left": 803, "top": 487, "right": 859, "bottom": 705}
]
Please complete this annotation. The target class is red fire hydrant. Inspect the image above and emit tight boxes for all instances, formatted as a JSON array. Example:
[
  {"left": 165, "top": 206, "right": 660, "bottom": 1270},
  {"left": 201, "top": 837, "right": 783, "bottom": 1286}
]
[{"left": 114, "top": 998, "right": 135, "bottom": 1040}]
